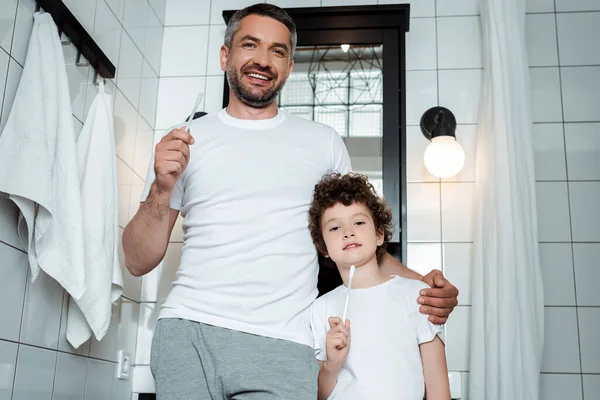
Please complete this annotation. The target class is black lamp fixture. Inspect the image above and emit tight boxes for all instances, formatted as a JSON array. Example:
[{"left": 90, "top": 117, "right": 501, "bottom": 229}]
[{"left": 419, "top": 106, "right": 465, "bottom": 178}]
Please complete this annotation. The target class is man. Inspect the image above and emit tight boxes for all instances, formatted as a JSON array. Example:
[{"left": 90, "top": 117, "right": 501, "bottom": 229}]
[{"left": 123, "top": 4, "right": 458, "bottom": 399}]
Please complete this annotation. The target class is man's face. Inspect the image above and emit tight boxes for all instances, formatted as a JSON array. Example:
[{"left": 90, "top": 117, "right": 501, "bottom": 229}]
[{"left": 220, "top": 14, "right": 294, "bottom": 109}]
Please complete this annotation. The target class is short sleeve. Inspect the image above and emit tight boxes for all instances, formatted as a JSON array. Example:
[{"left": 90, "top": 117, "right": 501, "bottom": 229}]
[
  {"left": 139, "top": 129, "right": 185, "bottom": 211},
  {"left": 412, "top": 282, "right": 444, "bottom": 345},
  {"left": 310, "top": 301, "right": 329, "bottom": 361},
  {"left": 329, "top": 129, "right": 352, "bottom": 174}
]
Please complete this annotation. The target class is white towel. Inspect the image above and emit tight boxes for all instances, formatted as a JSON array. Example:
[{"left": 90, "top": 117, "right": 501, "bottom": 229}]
[
  {"left": 0, "top": 12, "right": 85, "bottom": 300},
  {"left": 66, "top": 81, "right": 123, "bottom": 348}
]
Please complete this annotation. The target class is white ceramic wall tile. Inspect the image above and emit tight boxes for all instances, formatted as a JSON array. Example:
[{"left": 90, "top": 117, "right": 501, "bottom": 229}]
[
  {"left": 135, "top": 302, "right": 158, "bottom": 365},
  {"left": 204, "top": 75, "right": 225, "bottom": 113},
  {"left": 119, "top": 228, "right": 143, "bottom": 302},
  {"left": 269, "top": 0, "right": 321, "bottom": 7},
  {"left": 436, "top": 0, "right": 480, "bottom": 16},
  {"left": 437, "top": 16, "right": 482, "bottom": 69},
  {"left": 155, "top": 76, "right": 206, "bottom": 129},
  {"left": 63, "top": 43, "right": 89, "bottom": 122},
  {"left": 445, "top": 306, "right": 470, "bottom": 371},
  {"left": 0, "top": 197, "right": 23, "bottom": 250},
  {"left": 12, "top": 344, "right": 56, "bottom": 400},
  {"left": 112, "top": 372, "right": 134, "bottom": 400},
  {"left": 93, "top": 0, "right": 123, "bottom": 71},
  {"left": 114, "top": 90, "right": 138, "bottom": 166},
  {"left": 116, "top": 299, "right": 140, "bottom": 363},
  {"left": 532, "top": 123, "right": 567, "bottom": 181},
  {"left": 118, "top": 160, "right": 133, "bottom": 229},
  {"left": 542, "top": 307, "right": 581, "bottom": 373},
  {"left": 443, "top": 243, "right": 473, "bottom": 305},
  {"left": 525, "top": 14, "right": 558, "bottom": 67},
  {"left": 539, "top": 243, "right": 576, "bottom": 306},
  {"left": 133, "top": 116, "right": 154, "bottom": 178},
  {"left": 140, "top": 242, "right": 183, "bottom": 303},
  {"left": 19, "top": 270, "right": 63, "bottom": 350},
  {"left": 405, "top": 17, "right": 436, "bottom": 71},
  {"left": 441, "top": 183, "right": 474, "bottom": 242},
  {"left": 206, "top": 24, "right": 226, "bottom": 76},
  {"left": 406, "top": 126, "right": 438, "bottom": 183},
  {"left": 10, "top": 0, "right": 35, "bottom": 66},
  {"left": 539, "top": 374, "right": 583, "bottom": 400},
  {"left": 117, "top": 32, "right": 144, "bottom": 109},
  {"left": 569, "top": 182, "right": 600, "bottom": 242},
  {"left": 378, "top": 0, "right": 435, "bottom": 18},
  {"left": 0, "top": 48, "right": 9, "bottom": 129},
  {"left": 529, "top": 67, "right": 563, "bottom": 123},
  {"left": 0, "top": 340, "right": 17, "bottom": 400},
  {"left": 161, "top": 26, "right": 210, "bottom": 77},
  {"left": 526, "top": 0, "right": 554, "bottom": 13},
  {"left": 143, "top": 8, "right": 163, "bottom": 75},
  {"left": 1, "top": 57, "right": 22, "bottom": 132},
  {"left": 105, "top": 0, "right": 126, "bottom": 23},
  {"left": 132, "top": 365, "right": 155, "bottom": 393},
  {"left": 165, "top": 0, "right": 211, "bottom": 26},
  {"left": 170, "top": 213, "right": 184, "bottom": 243},
  {"left": 573, "top": 244, "right": 600, "bottom": 306},
  {"left": 0, "top": 0, "right": 17, "bottom": 54},
  {"left": 557, "top": 12, "right": 600, "bottom": 66},
  {"left": 578, "top": 307, "right": 600, "bottom": 373},
  {"left": 149, "top": 0, "right": 167, "bottom": 24},
  {"left": 561, "top": 66, "right": 600, "bottom": 122},
  {"left": 407, "top": 183, "right": 441, "bottom": 242},
  {"left": 441, "top": 124, "right": 477, "bottom": 183},
  {"left": 62, "top": 0, "right": 97, "bottom": 35},
  {"left": 58, "top": 292, "right": 91, "bottom": 357},
  {"left": 123, "top": 0, "right": 148, "bottom": 52},
  {"left": 139, "top": 59, "right": 159, "bottom": 128},
  {"left": 89, "top": 304, "right": 120, "bottom": 362},
  {"left": 52, "top": 352, "right": 87, "bottom": 400},
  {"left": 438, "top": 69, "right": 482, "bottom": 124},
  {"left": 555, "top": 0, "right": 600, "bottom": 12},
  {"left": 322, "top": 0, "right": 377, "bottom": 5},
  {"left": 535, "top": 182, "right": 572, "bottom": 242},
  {"left": 406, "top": 243, "right": 442, "bottom": 277},
  {"left": 405, "top": 70, "right": 437, "bottom": 126},
  {"left": 583, "top": 375, "right": 600, "bottom": 399},
  {"left": 129, "top": 173, "right": 146, "bottom": 222},
  {"left": 85, "top": 359, "right": 115, "bottom": 400},
  {"left": 0, "top": 243, "right": 27, "bottom": 341},
  {"left": 210, "top": 0, "right": 263, "bottom": 25},
  {"left": 565, "top": 123, "right": 600, "bottom": 181}
]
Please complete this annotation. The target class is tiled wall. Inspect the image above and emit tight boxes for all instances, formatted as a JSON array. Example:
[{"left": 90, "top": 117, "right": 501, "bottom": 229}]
[{"left": 0, "top": 0, "right": 164, "bottom": 398}]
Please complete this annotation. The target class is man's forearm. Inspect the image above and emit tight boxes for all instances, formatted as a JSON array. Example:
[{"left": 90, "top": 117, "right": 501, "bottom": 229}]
[
  {"left": 379, "top": 252, "right": 423, "bottom": 280},
  {"left": 122, "top": 183, "right": 173, "bottom": 277}
]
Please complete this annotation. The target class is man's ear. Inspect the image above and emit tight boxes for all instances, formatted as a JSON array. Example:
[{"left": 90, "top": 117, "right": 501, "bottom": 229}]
[{"left": 220, "top": 45, "right": 229, "bottom": 72}]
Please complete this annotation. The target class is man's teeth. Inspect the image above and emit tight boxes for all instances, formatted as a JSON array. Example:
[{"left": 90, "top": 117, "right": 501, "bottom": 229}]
[{"left": 248, "top": 73, "right": 269, "bottom": 80}]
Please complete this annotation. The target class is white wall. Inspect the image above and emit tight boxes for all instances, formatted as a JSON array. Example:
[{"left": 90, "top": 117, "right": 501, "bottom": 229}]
[
  {"left": 0, "top": 0, "right": 164, "bottom": 399},
  {"left": 86, "top": 0, "right": 599, "bottom": 398}
]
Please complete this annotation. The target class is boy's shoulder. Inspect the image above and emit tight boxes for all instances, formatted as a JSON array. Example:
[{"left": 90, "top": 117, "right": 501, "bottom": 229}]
[{"left": 386, "top": 276, "right": 431, "bottom": 302}]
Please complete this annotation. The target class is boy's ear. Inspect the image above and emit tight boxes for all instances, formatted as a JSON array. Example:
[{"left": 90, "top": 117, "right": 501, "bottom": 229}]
[{"left": 376, "top": 229, "right": 385, "bottom": 246}]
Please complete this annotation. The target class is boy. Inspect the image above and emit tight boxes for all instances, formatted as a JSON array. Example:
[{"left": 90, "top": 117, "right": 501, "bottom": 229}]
[{"left": 308, "top": 173, "right": 451, "bottom": 400}]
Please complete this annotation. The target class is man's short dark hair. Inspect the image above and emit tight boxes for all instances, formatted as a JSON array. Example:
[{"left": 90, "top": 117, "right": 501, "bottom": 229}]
[{"left": 224, "top": 3, "right": 297, "bottom": 59}]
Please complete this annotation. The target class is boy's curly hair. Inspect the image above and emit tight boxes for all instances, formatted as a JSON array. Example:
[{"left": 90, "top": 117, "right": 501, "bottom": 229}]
[{"left": 308, "top": 173, "right": 393, "bottom": 264}]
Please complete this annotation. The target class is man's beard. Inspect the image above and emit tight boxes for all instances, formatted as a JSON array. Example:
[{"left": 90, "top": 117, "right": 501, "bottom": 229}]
[{"left": 226, "top": 62, "right": 287, "bottom": 109}]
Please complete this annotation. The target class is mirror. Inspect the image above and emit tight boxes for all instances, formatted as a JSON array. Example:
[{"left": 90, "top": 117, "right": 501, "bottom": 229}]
[{"left": 277, "top": 44, "right": 384, "bottom": 195}]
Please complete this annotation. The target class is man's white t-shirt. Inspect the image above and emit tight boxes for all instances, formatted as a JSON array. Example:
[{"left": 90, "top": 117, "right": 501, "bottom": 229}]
[
  {"left": 141, "top": 108, "right": 351, "bottom": 346},
  {"left": 310, "top": 276, "right": 443, "bottom": 399}
]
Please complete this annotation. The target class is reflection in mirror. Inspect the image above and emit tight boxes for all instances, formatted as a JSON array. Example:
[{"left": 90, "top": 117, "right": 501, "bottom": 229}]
[{"left": 278, "top": 44, "right": 383, "bottom": 194}]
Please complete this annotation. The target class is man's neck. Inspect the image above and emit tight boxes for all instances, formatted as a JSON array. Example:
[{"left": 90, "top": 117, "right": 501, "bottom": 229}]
[{"left": 226, "top": 92, "right": 278, "bottom": 120}]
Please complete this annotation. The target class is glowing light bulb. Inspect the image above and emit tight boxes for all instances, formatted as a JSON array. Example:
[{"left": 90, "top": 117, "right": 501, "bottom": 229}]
[
  {"left": 423, "top": 136, "right": 465, "bottom": 178},
  {"left": 341, "top": 44, "right": 350, "bottom": 52}
]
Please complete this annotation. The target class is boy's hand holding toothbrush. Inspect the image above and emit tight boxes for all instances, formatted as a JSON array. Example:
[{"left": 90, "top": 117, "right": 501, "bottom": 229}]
[{"left": 325, "top": 317, "right": 351, "bottom": 372}]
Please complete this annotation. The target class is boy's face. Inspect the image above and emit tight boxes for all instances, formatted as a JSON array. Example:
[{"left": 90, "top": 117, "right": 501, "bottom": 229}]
[{"left": 321, "top": 202, "right": 384, "bottom": 269}]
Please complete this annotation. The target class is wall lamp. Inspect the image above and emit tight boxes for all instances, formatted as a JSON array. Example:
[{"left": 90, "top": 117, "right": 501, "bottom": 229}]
[{"left": 420, "top": 106, "right": 465, "bottom": 178}]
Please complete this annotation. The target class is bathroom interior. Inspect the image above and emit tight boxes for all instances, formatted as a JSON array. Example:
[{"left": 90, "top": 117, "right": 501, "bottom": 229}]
[{"left": 0, "top": 0, "right": 598, "bottom": 399}]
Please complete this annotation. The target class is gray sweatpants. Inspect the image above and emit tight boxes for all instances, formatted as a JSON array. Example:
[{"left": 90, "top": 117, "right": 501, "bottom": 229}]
[{"left": 150, "top": 318, "right": 319, "bottom": 400}]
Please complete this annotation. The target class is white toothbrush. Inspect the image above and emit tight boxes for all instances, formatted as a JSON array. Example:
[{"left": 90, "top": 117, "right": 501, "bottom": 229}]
[
  {"left": 342, "top": 264, "right": 356, "bottom": 325},
  {"left": 184, "top": 91, "right": 204, "bottom": 132}
]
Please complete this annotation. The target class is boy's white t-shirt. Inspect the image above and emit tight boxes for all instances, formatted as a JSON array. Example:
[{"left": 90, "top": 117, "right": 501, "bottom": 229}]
[
  {"left": 140, "top": 108, "right": 351, "bottom": 346},
  {"left": 310, "top": 276, "right": 443, "bottom": 399}
]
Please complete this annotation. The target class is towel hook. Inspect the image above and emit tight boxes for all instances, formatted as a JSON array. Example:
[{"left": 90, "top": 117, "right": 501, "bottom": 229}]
[
  {"left": 93, "top": 70, "right": 106, "bottom": 87},
  {"left": 75, "top": 50, "right": 89, "bottom": 67}
]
